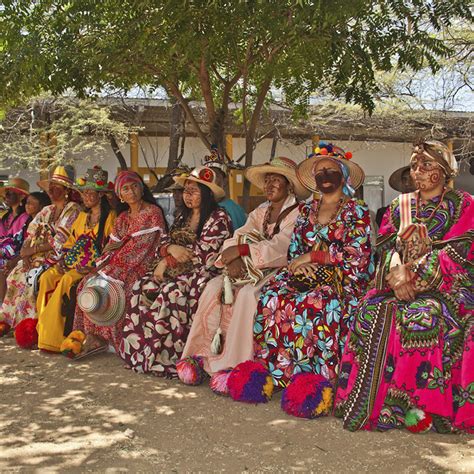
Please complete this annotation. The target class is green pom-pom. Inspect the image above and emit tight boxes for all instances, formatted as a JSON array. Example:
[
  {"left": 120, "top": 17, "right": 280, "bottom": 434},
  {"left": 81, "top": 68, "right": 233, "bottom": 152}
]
[{"left": 405, "top": 408, "right": 423, "bottom": 427}]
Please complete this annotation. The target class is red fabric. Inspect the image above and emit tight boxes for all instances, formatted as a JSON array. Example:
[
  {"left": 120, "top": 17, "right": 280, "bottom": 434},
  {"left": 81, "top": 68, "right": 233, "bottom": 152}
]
[
  {"left": 166, "top": 254, "right": 178, "bottom": 268},
  {"left": 159, "top": 244, "right": 170, "bottom": 258},
  {"left": 238, "top": 244, "right": 250, "bottom": 257},
  {"left": 310, "top": 250, "right": 330, "bottom": 264}
]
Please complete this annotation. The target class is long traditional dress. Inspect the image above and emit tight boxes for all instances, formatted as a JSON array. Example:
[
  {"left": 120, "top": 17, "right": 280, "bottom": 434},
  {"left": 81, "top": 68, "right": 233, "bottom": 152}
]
[
  {"left": 182, "top": 196, "right": 299, "bottom": 374},
  {"left": 36, "top": 211, "right": 116, "bottom": 352},
  {"left": 0, "top": 212, "right": 30, "bottom": 268},
  {"left": 119, "top": 208, "right": 232, "bottom": 377},
  {"left": 336, "top": 189, "right": 474, "bottom": 434},
  {"left": 0, "top": 202, "right": 81, "bottom": 327},
  {"left": 73, "top": 205, "right": 166, "bottom": 352},
  {"left": 254, "top": 198, "right": 374, "bottom": 388}
]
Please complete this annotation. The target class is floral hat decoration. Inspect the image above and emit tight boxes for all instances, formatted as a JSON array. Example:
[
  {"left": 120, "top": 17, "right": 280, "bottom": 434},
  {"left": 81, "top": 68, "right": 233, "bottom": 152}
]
[
  {"left": 174, "top": 166, "right": 225, "bottom": 199},
  {"left": 297, "top": 142, "right": 365, "bottom": 196},
  {"left": 75, "top": 166, "right": 110, "bottom": 192}
]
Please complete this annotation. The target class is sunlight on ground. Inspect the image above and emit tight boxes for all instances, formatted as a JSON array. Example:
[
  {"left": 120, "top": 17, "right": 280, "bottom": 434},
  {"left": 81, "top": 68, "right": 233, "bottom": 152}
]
[
  {"left": 426, "top": 440, "right": 474, "bottom": 472},
  {"left": 151, "top": 386, "right": 198, "bottom": 399}
]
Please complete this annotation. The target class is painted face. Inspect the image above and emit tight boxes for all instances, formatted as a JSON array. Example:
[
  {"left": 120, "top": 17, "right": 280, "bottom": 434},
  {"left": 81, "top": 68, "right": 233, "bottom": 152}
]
[
  {"left": 172, "top": 189, "right": 184, "bottom": 208},
  {"left": 182, "top": 180, "right": 202, "bottom": 209},
  {"left": 48, "top": 183, "right": 67, "bottom": 202},
  {"left": 81, "top": 189, "right": 101, "bottom": 209},
  {"left": 25, "top": 195, "right": 41, "bottom": 216},
  {"left": 314, "top": 160, "right": 343, "bottom": 194},
  {"left": 120, "top": 181, "right": 143, "bottom": 205},
  {"left": 263, "top": 173, "right": 289, "bottom": 202},
  {"left": 4, "top": 190, "right": 21, "bottom": 208},
  {"left": 410, "top": 155, "right": 445, "bottom": 192}
]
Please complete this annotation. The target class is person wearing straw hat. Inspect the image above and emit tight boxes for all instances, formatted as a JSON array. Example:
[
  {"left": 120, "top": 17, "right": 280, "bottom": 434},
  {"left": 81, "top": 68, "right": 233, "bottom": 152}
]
[
  {"left": 36, "top": 166, "right": 116, "bottom": 354},
  {"left": 179, "top": 157, "right": 312, "bottom": 382},
  {"left": 70, "top": 170, "right": 166, "bottom": 358},
  {"left": 0, "top": 165, "right": 81, "bottom": 331},
  {"left": 120, "top": 166, "right": 232, "bottom": 377},
  {"left": 337, "top": 140, "right": 474, "bottom": 434},
  {"left": 252, "top": 143, "right": 374, "bottom": 389}
]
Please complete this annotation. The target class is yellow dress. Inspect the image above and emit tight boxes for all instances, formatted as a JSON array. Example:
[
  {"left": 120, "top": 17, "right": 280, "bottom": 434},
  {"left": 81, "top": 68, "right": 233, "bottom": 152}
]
[{"left": 36, "top": 211, "right": 115, "bottom": 352}]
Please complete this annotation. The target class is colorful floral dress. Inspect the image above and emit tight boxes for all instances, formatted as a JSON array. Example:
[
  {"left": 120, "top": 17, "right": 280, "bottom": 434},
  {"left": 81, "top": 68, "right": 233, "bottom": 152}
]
[
  {"left": 0, "top": 212, "right": 31, "bottom": 268},
  {"left": 336, "top": 189, "right": 473, "bottom": 434},
  {"left": 0, "top": 202, "right": 81, "bottom": 327},
  {"left": 254, "top": 198, "right": 374, "bottom": 388},
  {"left": 73, "top": 205, "right": 166, "bottom": 352},
  {"left": 36, "top": 211, "right": 116, "bottom": 352},
  {"left": 119, "top": 208, "right": 232, "bottom": 378}
]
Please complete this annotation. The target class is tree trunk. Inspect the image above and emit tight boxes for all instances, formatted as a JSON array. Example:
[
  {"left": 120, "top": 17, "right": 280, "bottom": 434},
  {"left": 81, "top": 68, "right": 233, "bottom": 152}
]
[
  {"left": 110, "top": 135, "right": 128, "bottom": 170},
  {"left": 241, "top": 133, "right": 255, "bottom": 211},
  {"left": 270, "top": 128, "right": 278, "bottom": 160}
]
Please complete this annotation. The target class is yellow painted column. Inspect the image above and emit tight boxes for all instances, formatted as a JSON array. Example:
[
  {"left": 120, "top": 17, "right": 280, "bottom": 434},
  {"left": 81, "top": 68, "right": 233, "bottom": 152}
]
[{"left": 130, "top": 132, "right": 139, "bottom": 172}]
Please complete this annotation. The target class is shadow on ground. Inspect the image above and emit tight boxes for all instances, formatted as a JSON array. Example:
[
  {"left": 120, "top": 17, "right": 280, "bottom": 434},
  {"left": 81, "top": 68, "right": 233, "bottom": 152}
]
[{"left": 0, "top": 339, "right": 473, "bottom": 472}]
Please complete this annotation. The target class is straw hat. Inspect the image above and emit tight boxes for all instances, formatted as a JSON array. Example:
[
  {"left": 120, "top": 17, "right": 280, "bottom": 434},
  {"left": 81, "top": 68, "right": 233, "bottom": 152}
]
[
  {"left": 245, "top": 157, "right": 312, "bottom": 200},
  {"left": 77, "top": 274, "right": 126, "bottom": 327},
  {"left": 0, "top": 177, "right": 30, "bottom": 198},
  {"left": 37, "top": 165, "right": 76, "bottom": 192},
  {"left": 297, "top": 143, "right": 365, "bottom": 192},
  {"left": 174, "top": 167, "right": 225, "bottom": 200},
  {"left": 388, "top": 166, "right": 416, "bottom": 193},
  {"left": 75, "top": 166, "right": 110, "bottom": 192}
]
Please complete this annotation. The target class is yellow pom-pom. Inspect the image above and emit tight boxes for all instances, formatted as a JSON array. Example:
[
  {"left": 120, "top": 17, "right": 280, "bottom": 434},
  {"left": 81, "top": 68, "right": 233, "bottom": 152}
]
[{"left": 68, "top": 330, "right": 86, "bottom": 343}]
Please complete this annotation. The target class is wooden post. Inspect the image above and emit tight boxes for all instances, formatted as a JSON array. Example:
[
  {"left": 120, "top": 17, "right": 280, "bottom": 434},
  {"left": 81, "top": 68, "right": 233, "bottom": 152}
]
[
  {"left": 39, "top": 132, "right": 56, "bottom": 180},
  {"left": 130, "top": 132, "right": 139, "bottom": 172}
]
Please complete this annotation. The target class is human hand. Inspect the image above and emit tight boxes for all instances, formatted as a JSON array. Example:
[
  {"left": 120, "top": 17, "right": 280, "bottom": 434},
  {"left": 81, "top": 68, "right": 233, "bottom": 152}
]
[
  {"left": 386, "top": 264, "right": 414, "bottom": 290},
  {"left": 294, "top": 263, "right": 319, "bottom": 279},
  {"left": 288, "top": 253, "right": 311, "bottom": 273},
  {"left": 221, "top": 246, "right": 240, "bottom": 266},
  {"left": 168, "top": 244, "right": 193, "bottom": 263},
  {"left": 227, "top": 258, "right": 246, "bottom": 279},
  {"left": 393, "top": 282, "right": 416, "bottom": 301},
  {"left": 153, "top": 259, "right": 167, "bottom": 282},
  {"left": 76, "top": 265, "right": 94, "bottom": 275}
]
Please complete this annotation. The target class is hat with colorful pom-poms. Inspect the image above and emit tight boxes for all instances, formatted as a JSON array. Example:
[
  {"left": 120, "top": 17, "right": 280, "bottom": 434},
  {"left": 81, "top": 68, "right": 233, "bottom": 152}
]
[
  {"left": 176, "top": 355, "right": 206, "bottom": 386},
  {"left": 75, "top": 166, "right": 110, "bottom": 192},
  {"left": 209, "top": 369, "right": 232, "bottom": 396},
  {"left": 281, "top": 373, "right": 333, "bottom": 419},
  {"left": 15, "top": 318, "right": 39, "bottom": 349},
  {"left": 297, "top": 141, "right": 365, "bottom": 194},
  {"left": 405, "top": 408, "right": 433, "bottom": 433},
  {"left": 227, "top": 360, "right": 274, "bottom": 404}
]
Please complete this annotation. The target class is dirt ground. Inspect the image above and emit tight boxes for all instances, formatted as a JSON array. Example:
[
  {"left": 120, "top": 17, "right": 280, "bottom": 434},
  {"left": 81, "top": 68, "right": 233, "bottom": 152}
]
[{"left": 0, "top": 338, "right": 473, "bottom": 473}]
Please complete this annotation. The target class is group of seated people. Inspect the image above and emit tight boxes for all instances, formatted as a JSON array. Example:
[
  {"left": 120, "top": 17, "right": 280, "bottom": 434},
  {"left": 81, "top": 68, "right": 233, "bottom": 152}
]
[{"left": 0, "top": 139, "right": 472, "bottom": 435}]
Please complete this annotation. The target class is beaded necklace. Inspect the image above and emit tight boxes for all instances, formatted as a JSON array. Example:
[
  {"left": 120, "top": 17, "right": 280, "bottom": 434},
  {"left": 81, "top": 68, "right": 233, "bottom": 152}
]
[
  {"left": 312, "top": 196, "right": 346, "bottom": 228},
  {"left": 414, "top": 187, "right": 447, "bottom": 223}
]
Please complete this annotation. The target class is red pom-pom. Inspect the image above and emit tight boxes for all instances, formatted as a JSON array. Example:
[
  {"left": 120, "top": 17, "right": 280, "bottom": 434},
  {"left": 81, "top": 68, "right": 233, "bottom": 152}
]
[
  {"left": 209, "top": 370, "right": 231, "bottom": 396},
  {"left": 107, "top": 181, "right": 114, "bottom": 190},
  {"left": 96, "top": 180, "right": 105, "bottom": 186},
  {"left": 320, "top": 148, "right": 328, "bottom": 155},
  {"left": 0, "top": 321, "right": 11, "bottom": 337},
  {"left": 176, "top": 356, "right": 205, "bottom": 385},
  {"left": 228, "top": 360, "right": 274, "bottom": 404},
  {"left": 405, "top": 408, "right": 433, "bottom": 433},
  {"left": 15, "top": 318, "right": 39, "bottom": 349},
  {"left": 345, "top": 152, "right": 353, "bottom": 159}
]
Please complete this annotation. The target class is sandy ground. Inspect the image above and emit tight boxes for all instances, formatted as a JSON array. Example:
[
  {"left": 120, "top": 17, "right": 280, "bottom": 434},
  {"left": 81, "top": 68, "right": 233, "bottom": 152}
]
[{"left": 0, "top": 338, "right": 473, "bottom": 473}]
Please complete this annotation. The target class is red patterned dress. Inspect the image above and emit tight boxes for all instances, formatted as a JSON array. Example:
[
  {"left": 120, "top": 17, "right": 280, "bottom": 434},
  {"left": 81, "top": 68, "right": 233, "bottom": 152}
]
[
  {"left": 119, "top": 208, "right": 232, "bottom": 378},
  {"left": 73, "top": 205, "right": 166, "bottom": 352}
]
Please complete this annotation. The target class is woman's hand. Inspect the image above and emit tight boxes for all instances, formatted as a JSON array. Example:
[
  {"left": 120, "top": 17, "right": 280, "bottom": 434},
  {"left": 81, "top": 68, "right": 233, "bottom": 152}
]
[
  {"left": 20, "top": 245, "right": 35, "bottom": 258},
  {"left": 294, "top": 263, "right": 319, "bottom": 279},
  {"left": 393, "top": 282, "right": 416, "bottom": 301},
  {"left": 56, "top": 259, "right": 67, "bottom": 274},
  {"left": 22, "top": 256, "right": 32, "bottom": 271},
  {"left": 76, "top": 265, "right": 94, "bottom": 275},
  {"left": 153, "top": 259, "right": 167, "bottom": 282},
  {"left": 386, "top": 264, "right": 414, "bottom": 290},
  {"left": 288, "top": 253, "right": 311, "bottom": 274},
  {"left": 220, "top": 246, "right": 240, "bottom": 266},
  {"left": 168, "top": 244, "right": 193, "bottom": 263},
  {"left": 227, "top": 258, "right": 246, "bottom": 279}
]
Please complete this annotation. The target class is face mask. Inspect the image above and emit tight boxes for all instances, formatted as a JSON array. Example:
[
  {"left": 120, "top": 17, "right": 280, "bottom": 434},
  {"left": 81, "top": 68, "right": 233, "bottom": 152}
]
[{"left": 315, "top": 169, "right": 343, "bottom": 194}]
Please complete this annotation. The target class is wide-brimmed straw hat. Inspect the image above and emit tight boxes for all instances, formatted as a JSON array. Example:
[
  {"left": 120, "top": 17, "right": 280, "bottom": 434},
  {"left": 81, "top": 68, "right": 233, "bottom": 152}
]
[
  {"left": 0, "top": 177, "right": 30, "bottom": 198},
  {"left": 77, "top": 274, "right": 126, "bottom": 327},
  {"left": 75, "top": 166, "right": 110, "bottom": 192},
  {"left": 388, "top": 165, "right": 416, "bottom": 193},
  {"left": 245, "top": 157, "right": 312, "bottom": 200},
  {"left": 297, "top": 143, "right": 365, "bottom": 192},
  {"left": 174, "top": 166, "right": 225, "bottom": 200},
  {"left": 37, "top": 165, "right": 76, "bottom": 192}
]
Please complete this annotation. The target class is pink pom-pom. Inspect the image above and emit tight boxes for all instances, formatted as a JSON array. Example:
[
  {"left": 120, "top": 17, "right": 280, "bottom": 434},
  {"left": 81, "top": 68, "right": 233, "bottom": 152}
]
[
  {"left": 176, "top": 356, "right": 205, "bottom": 386},
  {"left": 209, "top": 370, "right": 231, "bottom": 396},
  {"left": 15, "top": 318, "right": 39, "bottom": 349},
  {"left": 228, "top": 360, "right": 274, "bottom": 404},
  {"left": 281, "top": 373, "right": 333, "bottom": 418}
]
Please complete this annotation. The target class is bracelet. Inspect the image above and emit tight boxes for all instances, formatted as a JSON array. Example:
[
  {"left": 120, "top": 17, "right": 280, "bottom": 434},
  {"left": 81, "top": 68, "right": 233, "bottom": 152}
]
[
  {"left": 310, "top": 250, "right": 330, "bottom": 265},
  {"left": 159, "top": 244, "right": 170, "bottom": 258},
  {"left": 165, "top": 254, "right": 178, "bottom": 268},
  {"left": 238, "top": 244, "right": 250, "bottom": 257}
]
